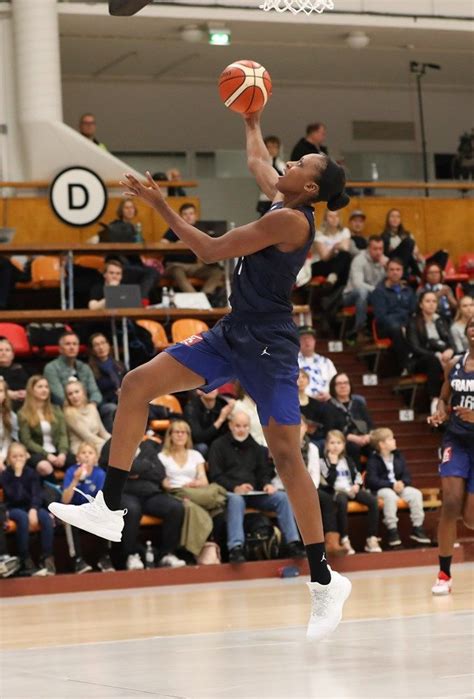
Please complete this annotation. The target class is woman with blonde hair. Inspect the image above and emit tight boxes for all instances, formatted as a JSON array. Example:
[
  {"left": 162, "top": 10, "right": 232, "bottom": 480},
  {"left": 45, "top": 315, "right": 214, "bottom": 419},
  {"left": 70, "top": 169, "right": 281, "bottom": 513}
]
[
  {"left": 18, "top": 375, "right": 71, "bottom": 478},
  {"left": 311, "top": 209, "right": 351, "bottom": 289},
  {"left": 451, "top": 295, "right": 474, "bottom": 354},
  {"left": 0, "top": 377, "right": 18, "bottom": 472},
  {"left": 159, "top": 420, "right": 227, "bottom": 562},
  {"left": 320, "top": 430, "right": 381, "bottom": 555},
  {"left": 63, "top": 377, "right": 111, "bottom": 456}
]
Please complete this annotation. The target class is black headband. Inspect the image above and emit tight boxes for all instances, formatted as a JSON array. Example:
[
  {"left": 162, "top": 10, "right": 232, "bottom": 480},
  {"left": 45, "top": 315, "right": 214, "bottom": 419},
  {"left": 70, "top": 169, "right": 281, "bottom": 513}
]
[{"left": 318, "top": 159, "right": 350, "bottom": 211}]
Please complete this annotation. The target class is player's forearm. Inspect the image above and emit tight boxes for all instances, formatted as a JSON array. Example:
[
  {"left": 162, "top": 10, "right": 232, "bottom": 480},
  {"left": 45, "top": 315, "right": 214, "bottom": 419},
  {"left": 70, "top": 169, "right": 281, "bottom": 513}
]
[
  {"left": 245, "top": 115, "right": 271, "bottom": 167},
  {"left": 152, "top": 199, "right": 214, "bottom": 262}
]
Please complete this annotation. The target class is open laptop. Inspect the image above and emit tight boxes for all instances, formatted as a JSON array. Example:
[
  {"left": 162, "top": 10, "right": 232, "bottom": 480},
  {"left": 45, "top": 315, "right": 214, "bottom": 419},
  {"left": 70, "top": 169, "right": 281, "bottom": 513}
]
[
  {"left": 196, "top": 220, "right": 228, "bottom": 238},
  {"left": 105, "top": 284, "right": 142, "bottom": 308}
]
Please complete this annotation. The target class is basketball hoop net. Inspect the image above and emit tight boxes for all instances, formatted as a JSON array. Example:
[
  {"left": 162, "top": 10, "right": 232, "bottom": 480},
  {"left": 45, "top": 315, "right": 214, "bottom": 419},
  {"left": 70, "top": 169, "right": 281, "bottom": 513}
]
[{"left": 260, "top": 0, "right": 334, "bottom": 14}]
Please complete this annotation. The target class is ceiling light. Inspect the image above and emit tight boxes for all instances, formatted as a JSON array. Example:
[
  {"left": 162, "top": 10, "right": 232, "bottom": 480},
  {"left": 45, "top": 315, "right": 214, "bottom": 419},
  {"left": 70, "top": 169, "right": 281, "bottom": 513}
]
[
  {"left": 180, "top": 24, "right": 205, "bottom": 43},
  {"left": 346, "top": 31, "right": 370, "bottom": 49},
  {"left": 208, "top": 26, "right": 231, "bottom": 46}
]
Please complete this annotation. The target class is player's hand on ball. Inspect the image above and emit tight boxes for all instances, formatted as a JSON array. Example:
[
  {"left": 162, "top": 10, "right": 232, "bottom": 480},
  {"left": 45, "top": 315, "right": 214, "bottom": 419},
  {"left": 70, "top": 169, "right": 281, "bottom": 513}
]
[{"left": 121, "top": 171, "right": 164, "bottom": 207}]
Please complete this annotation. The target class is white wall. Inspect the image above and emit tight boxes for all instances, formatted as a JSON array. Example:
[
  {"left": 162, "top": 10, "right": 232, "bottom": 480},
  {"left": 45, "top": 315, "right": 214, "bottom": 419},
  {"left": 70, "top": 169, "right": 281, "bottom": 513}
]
[{"left": 62, "top": 79, "right": 472, "bottom": 158}]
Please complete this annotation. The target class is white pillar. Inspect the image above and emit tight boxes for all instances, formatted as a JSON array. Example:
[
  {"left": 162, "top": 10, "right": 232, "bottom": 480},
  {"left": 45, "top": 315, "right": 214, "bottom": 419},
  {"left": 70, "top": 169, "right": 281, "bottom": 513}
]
[
  {"left": 11, "top": 0, "right": 63, "bottom": 123},
  {"left": 0, "top": 13, "right": 25, "bottom": 181}
]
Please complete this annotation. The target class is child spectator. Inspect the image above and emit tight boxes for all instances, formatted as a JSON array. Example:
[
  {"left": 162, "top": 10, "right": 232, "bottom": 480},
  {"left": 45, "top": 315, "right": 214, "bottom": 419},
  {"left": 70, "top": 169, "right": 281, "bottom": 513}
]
[
  {"left": 61, "top": 442, "right": 114, "bottom": 574},
  {"left": 272, "top": 419, "right": 345, "bottom": 556},
  {"left": 88, "top": 333, "right": 126, "bottom": 404},
  {"left": 2, "top": 442, "right": 56, "bottom": 576},
  {"left": 367, "top": 428, "right": 431, "bottom": 547},
  {"left": 64, "top": 377, "right": 111, "bottom": 456},
  {"left": 18, "top": 375, "right": 73, "bottom": 479},
  {"left": 320, "top": 430, "right": 381, "bottom": 555},
  {"left": 0, "top": 377, "right": 18, "bottom": 472}
]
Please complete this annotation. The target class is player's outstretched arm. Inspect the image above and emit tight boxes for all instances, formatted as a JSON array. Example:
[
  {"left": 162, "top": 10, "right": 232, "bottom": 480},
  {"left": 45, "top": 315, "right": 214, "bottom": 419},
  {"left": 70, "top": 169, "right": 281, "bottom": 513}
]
[
  {"left": 244, "top": 113, "right": 281, "bottom": 202},
  {"left": 121, "top": 171, "right": 307, "bottom": 263}
]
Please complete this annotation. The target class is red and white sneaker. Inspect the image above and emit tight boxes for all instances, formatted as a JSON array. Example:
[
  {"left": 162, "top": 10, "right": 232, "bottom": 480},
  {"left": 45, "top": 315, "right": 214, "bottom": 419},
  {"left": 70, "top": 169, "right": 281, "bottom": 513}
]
[{"left": 431, "top": 571, "right": 452, "bottom": 596}]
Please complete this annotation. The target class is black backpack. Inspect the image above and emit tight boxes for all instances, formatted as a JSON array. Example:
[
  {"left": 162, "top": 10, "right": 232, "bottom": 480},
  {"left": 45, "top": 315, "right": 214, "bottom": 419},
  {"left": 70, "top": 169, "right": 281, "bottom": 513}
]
[{"left": 243, "top": 513, "right": 281, "bottom": 561}]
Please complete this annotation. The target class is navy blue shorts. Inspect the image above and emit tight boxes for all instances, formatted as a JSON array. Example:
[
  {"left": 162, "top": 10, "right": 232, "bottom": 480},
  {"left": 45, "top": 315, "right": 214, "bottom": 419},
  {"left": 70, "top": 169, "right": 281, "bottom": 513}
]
[
  {"left": 165, "top": 313, "right": 300, "bottom": 426},
  {"left": 439, "top": 433, "right": 474, "bottom": 493}
]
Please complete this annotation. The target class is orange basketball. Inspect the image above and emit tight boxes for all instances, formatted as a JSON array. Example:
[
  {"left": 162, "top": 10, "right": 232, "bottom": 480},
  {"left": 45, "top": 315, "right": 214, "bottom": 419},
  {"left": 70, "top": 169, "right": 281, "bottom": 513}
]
[{"left": 218, "top": 60, "right": 272, "bottom": 114}]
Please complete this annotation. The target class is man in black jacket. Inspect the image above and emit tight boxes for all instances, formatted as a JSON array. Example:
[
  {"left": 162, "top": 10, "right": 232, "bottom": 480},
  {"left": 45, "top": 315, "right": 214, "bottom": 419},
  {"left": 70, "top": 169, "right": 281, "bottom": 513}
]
[
  {"left": 366, "top": 428, "right": 430, "bottom": 547},
  {"left": 184, "top": 389, "right": 234, "bottom": 456},
  {"left": 100, "top": 439, "right": 185, "bottom": 569},
  {"left": 290, "top": 122, "right": 328, "bottom": 161},
  {"left": 208, "top": 412, "right": 303, "bottom": 562}
]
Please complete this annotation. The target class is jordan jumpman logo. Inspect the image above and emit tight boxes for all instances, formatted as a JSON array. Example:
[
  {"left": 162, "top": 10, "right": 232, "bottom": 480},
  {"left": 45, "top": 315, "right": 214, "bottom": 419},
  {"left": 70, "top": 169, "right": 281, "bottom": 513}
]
[
  {"left": 261, "top": 346, "right": 271, "bottom": 356},
  {"left": 320, "top": 553, "right": 327, "bottom": 562}
]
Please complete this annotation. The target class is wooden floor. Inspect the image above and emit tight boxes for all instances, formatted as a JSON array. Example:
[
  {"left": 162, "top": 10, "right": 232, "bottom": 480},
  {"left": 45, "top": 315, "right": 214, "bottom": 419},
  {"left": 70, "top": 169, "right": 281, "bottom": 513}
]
[{"left": 1, "top": 564, "right": 473, "bottom": 698}]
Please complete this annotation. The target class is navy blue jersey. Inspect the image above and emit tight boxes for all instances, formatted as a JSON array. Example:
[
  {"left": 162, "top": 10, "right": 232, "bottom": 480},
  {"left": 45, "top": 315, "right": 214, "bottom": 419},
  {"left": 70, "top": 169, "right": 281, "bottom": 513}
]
[
  {"left": 447, "top": 352, "right": 474, "bottom": 441},
  {"left": 229, "top": 202, "right": 315, "bottom": 316}
]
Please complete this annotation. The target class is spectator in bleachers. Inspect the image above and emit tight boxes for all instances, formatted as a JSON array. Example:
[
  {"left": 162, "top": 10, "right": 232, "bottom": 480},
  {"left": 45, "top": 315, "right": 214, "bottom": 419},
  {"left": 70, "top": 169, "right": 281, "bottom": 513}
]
[
  {"left": 0, "top": 257, "right": 31, "bottom": 309},
  {"left": 367, "top": 428, "right": 430, "bottom": 547},
  {"left": 256, "top": 136, "right": 286, "bottom": 216},
  {"left": 407, "top": 291, "right": 455, "bottom": 414},
  {"left": 271, "top": 418, "right": 345, "bottom": 556},
  {"left": 298, "top": 326, "right": 337, "bottom": 401},
  {"left": 0, "top": 378, "right": 18, "bottom": 473},
  {"left": 88, "top": 333, "right": 126, "bottom": 405},
  {"left": 311, "top": 210, "right": 352, "bottom": 289},
  {"left": 320, "top": 430, "right": 381, "bottom": 555},
  {"left": 162, "top": 202, "right": 224, "bottom": 297},
  {"left": 297, "top": 369, "right": 325, "bottom": 441},
  {"left": 232, "top": 382, "right": 267, "bottom": 448},
  {"left": 290, "top": 122, "right": 328, "bottom": 160},
  {"left": 321, "top": 373, "right": 374, "bottom": 467},
  {"left": 43, "top": 331, "right": 116, "bottom": 431},
  {"left": 165, "top": 168, "right": 187, "bottom": 197},
  {"left": 159, "top": 421, "right": 227, "bottom": 562},
  {"left": 2, "top": 442, "right": 56, "bottom": 576},
  {"left": 78, "top": 112, "right": 107, "bottom": 150},
  {"left": 451, "top": 295, "right": 474, "bottom": 353},
  {"left": 100, "top": 438, "right": 186, "bottom": 570},
  {"left": 418, "top": 262, "right": 457, "bottom": 321},
  {"left": 343, "top": 235, "right": 387, "bottom": 343},
  {"left": 61, "top": 442, "right": 114, "bottom": 574},
  {"left": 18, "top": 375, "right": 73, "bottom": 479},
  {"left": 88, "top": 259, "right": 124, "bottom": 310},
  {"left": 0, "top": 337, "right": 28, "bottom": 408},
  {"left": 184, "top": 388, "right": 234, "bottom": 456},
  {"left": 380, "top": 208, "right": 424, "bottom": 278},
  {"left": 63, "top": 378, "right": 111, "bottom": 456},
  {"left": 347, "top": 210, "right": 368, "bottom": 256},
  {"left": 208, "top": 411, "right": 304, "bottom": 563},
  {"left": 371, "top": 257, "right": 416, "bottom": 374}
]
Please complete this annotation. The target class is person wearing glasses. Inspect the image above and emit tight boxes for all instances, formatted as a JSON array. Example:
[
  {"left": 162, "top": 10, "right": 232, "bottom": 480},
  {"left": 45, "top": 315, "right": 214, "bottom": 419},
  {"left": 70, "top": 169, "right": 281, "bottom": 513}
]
[{"left": 78, "top": 113, "right": 108, "bottom": 151}]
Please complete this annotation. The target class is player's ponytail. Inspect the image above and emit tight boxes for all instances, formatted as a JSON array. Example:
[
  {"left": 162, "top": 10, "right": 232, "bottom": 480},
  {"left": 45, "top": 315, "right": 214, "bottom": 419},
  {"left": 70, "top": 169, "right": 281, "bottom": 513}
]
[
  {"left": 327, "top": 192, "right": 351, "bottom": 211},
  {"left": 317, "top": 158, "right": 350, "bottom": 211}
]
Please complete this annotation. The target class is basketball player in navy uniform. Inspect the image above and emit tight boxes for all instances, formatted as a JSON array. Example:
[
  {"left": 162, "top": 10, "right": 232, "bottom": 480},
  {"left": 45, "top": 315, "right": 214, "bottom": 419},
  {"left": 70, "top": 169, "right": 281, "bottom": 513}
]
[
  {"left": 428, "top": 317, "right": 474, "bottom": 595},
  {"left": 50, "top": 108, "right": 352, "bottom": 640}
]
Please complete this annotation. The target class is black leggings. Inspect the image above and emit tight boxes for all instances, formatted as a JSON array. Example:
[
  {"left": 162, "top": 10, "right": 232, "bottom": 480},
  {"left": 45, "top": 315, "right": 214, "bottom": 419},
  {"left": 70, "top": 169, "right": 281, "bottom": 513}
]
[
  {"left": 334, "top": 490, "right": 379, "bottom": 538},
  {"left": 410, "top": 353, "right": 444, "bottom": 399},
  {"left": 318, "top": 488, "right": 337, "bottom": 533},
  {"left": 121, "top": 492, "right": 184, "bottom": 559}
]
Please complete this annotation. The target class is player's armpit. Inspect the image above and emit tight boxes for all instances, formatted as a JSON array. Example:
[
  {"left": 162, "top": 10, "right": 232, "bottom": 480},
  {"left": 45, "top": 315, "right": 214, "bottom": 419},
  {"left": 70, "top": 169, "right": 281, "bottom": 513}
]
[{"left": 203, "top": 209, "right": 308, "bottom": 264}]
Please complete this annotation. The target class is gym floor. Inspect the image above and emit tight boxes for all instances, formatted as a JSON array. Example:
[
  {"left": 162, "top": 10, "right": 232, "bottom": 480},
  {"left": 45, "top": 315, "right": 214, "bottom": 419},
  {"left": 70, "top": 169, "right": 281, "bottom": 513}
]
[{"left": 2, "top": 564, "right": 473, "bottom": 698}]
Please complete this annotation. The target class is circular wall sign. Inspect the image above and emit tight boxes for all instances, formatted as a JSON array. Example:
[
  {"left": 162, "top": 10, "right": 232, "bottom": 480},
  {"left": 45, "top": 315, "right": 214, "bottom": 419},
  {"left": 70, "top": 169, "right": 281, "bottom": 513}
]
[{"left": 49, "top": 167, "right": 108, "bottom": 227}]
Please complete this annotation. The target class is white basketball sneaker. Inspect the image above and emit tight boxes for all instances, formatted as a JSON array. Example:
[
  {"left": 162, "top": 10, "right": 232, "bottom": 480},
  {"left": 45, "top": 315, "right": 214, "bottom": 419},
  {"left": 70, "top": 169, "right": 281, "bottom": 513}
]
[
  {"left": 431, "top": 571, "right": 452, "bottom": 596},
  {"left": 307, "top": 568, "right": 352, "bottom": 641},
  {"left": 49, "top": 491, "right": 126, "bottom": 542}
]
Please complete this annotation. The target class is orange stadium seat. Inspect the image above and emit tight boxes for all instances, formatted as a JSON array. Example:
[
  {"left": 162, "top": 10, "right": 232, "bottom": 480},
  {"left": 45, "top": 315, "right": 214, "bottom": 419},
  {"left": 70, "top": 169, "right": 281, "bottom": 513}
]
[
  {"left": 75, "top": 255, "right": 105, "bottom": 273},
  {"left": 31, "top": 256, "right": 61, "bottom": 288},
  {"left": 0, "top": 322, "right": 35, "bottom": 358},
  {"left": 171, "top": 318, "right": 209, "bottom": 343},
  {"left": 136, "top": 319, "right": 169, "bottom": 351},
  {"left": 149, "top": 394, "right": 183, "bottom": 433}
]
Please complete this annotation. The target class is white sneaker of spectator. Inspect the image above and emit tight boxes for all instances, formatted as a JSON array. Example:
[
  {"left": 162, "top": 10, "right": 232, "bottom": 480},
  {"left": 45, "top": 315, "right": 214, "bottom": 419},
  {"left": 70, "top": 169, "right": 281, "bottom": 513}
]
[
  {"left": 307, "top": 568, "right": 352, "bottom": 641},
  {"left": 364, "top": 536, "right": 382, "bottom": 553},
  {"left": 0, "top": 554, "right": 21, "bottom": 578},
  {"left": 49, "top": 490, "right": 126, "bottom": 542},
  {"left": 431, "top": 572, "right": 452, "bottom": 596},
  {"left": 159, "top": 554, "right": 186, "bottom": 568},
  {"left": 341, "top": 536, "right": 355, "bottom": 555},
  {"left": 126, "top": 553, "right": 144, "bottom": 571}
]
